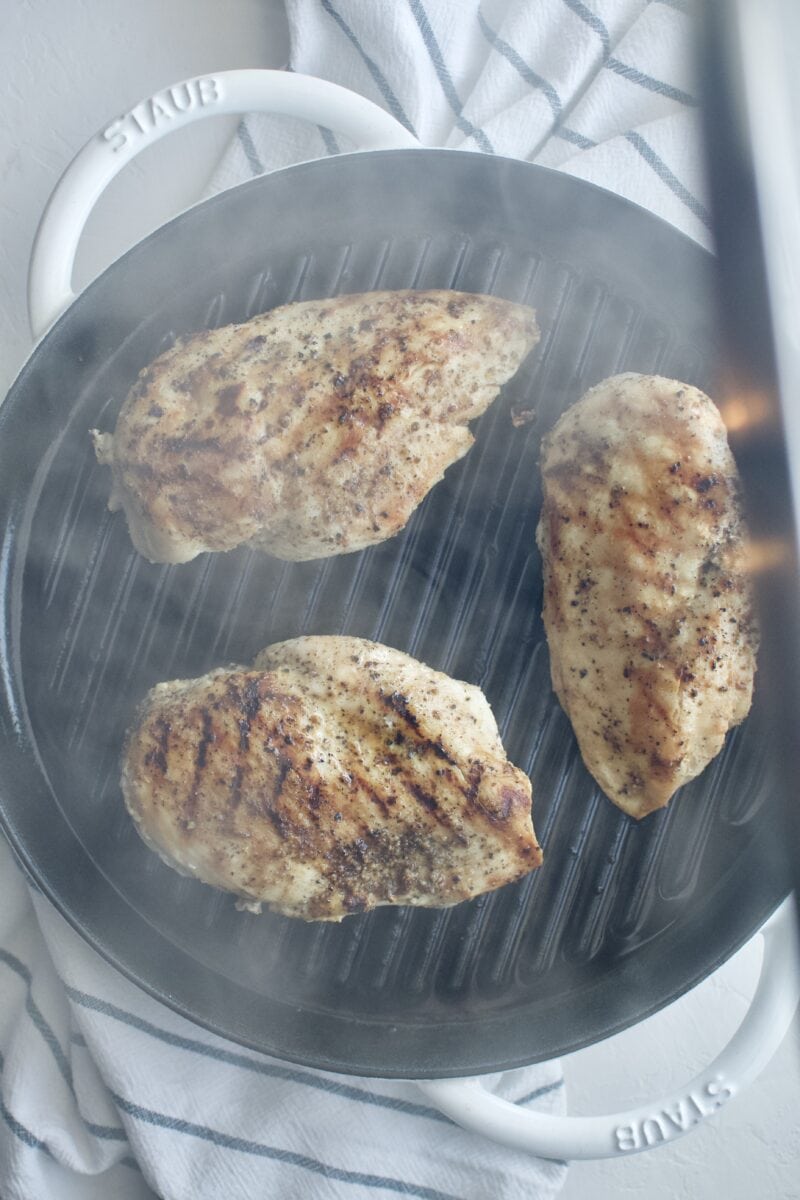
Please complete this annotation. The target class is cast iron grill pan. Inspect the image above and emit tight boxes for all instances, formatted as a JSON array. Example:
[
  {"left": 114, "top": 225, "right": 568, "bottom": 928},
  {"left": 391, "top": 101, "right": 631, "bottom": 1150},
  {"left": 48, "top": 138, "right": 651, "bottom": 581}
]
[{"left": 0, "top": 152, "right": 788, "bottom": 1077}]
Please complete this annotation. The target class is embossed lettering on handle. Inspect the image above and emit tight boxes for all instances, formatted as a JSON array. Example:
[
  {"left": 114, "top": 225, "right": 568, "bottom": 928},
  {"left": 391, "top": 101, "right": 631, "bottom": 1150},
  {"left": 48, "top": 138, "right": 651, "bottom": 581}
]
[
  {"left": 418, "top": 898, "right": 798, "bottom": 1161},
  {"left": 614, "top": 1075, "right": 735, "bottom": 1152},
  {"left": 102, "top": 77, "right": 223, "bottom": 153},
  {"left": 29, "top": 69, "right": 418, "bottom": 337}
]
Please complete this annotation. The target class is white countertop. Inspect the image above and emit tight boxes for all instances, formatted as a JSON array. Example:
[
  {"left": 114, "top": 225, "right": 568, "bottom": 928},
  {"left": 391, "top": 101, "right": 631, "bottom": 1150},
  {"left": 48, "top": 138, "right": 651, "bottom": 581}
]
[{"left": 2, "top": 2, "right": 799, "bottom": 1197}]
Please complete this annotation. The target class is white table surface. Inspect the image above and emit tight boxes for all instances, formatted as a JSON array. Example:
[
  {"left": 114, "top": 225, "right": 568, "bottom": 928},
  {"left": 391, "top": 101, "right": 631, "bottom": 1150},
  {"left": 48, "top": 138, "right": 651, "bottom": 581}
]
[{"left": 2, "top": 2, "right": 799, "bottom": 1197}]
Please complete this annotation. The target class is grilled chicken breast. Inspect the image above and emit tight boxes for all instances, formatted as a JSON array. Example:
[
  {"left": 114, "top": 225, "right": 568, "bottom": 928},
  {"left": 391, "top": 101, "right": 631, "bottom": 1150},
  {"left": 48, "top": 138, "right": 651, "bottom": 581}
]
[
  {"left": 93, "top": 290, "right": 539, "bottom": 564},
  {"left": 122, "top": 636, "right": 542, "bottom": 921},
  {"left": 536, "top": 373, "right": 757, "bottom": 819}
]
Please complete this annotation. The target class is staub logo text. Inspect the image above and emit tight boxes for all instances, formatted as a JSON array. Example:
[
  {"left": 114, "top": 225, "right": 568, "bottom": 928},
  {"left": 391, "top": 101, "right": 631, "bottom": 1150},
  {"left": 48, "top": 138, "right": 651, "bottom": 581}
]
[
  {"left": 102, "top": 78, "right": 221, "bottom": 152},
  {"left": 614, "top": 1078, "right": 734, "bottom": 1152}
]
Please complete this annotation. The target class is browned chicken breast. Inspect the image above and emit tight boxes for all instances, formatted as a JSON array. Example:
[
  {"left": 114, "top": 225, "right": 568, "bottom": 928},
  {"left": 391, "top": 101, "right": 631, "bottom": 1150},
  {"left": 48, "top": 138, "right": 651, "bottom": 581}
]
[
  {"left": 122, "top": 636, "right": 542, "bottom": 921},
  {"left": 93, "top": 290, "right": 539, "bottom": 564},
  {"left": 536, "top": 373, "right": 757, "bottom": 819}
]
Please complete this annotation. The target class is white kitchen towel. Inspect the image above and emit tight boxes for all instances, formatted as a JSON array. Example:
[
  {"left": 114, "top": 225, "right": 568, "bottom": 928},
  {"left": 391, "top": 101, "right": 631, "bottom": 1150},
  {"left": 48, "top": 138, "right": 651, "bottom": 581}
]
[
  {"left": 208, "top": 0, "right": 709, "bottom": 248},
  {"left": 0, "top": 2, "right": 706, "bottom": 1198}
]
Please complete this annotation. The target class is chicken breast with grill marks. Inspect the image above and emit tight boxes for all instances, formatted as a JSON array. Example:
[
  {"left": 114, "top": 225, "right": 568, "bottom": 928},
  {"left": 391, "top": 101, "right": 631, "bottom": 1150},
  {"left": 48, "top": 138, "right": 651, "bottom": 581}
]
[
  {"left": 536, "top": 373, "right": 757, "bottom": 819},
  {"left": 121, "top": 636, "right": 542, "bottom": 921},
  {"left": 93, "top": 290, "right": 539, "bottom": 564}
]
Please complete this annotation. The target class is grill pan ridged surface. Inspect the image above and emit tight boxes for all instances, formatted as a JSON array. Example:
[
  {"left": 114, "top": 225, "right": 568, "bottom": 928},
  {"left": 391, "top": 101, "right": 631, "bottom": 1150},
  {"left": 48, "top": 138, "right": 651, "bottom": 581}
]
[{"left": 0, "top": 152, "right": 788, "bottom": 1076}]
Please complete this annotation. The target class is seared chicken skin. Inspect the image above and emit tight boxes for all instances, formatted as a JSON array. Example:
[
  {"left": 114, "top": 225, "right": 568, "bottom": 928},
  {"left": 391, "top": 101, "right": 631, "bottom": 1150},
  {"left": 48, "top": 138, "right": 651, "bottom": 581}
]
[
  {"left": 93, "top": 290, "right": 539, "bottom": 564},
  {"left": 122, "top": 636, "right": 542, "bottom": 921},
  {"left": 536, "top": 374, "right": 757, "bottom": 819}
]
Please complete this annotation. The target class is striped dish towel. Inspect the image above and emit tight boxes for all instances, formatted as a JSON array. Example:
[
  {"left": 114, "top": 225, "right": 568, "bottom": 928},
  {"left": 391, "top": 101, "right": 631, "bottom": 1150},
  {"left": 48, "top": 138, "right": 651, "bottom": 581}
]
[
  {"left": 209, "top": 0, "right": 709, "bottom": 248},
  {"left": 0, "top": 1, "right": 705, "bottom": 1198}
]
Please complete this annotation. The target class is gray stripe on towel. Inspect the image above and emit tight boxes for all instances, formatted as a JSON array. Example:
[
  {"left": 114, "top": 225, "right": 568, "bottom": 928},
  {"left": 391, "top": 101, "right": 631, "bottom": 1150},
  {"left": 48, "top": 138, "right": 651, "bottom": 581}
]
[
  {"left": 0, "top": 1049, "right": 132, "bottom": 1163},
  {"left": 286, "top": 63, "right": 342, "bottom": 157},
  {"left": 65, "top": 985, "right": 455, "bottom": 1126},
  {"left": 477, "top": 8, "right": 561, "bottom": 118},
  {"left": 560, "top": 0, "right": 611, "bottom": 59},
  {"left": 0, "top": 1050, "right": 53, "bottom": 1158},
  {"left": 318, "top": 124, "right": 341, "bottom": 155},
  {"left": 606, "top": 57, "right": 697, "bottom": 106},
  {"left": 625, "top": 129, "right": 710, "bottom": 226},
  {"left": 320, "top": 0, "right": 418, "bottom": 135},
  {"left": 408, "top": 0, "right": 494, "bottom": 151},
  {"left": 0, "top": 948, "right": 73, "bottom": 1091},
  {"left": 236, "top": 120, "right": 265, "bottom": 176},
  {"left": 476, "top": 7, "right": 597, "bottom": 154},
  {"left": 112, "top": 1091, "right": 464, "bottom": 1200}
]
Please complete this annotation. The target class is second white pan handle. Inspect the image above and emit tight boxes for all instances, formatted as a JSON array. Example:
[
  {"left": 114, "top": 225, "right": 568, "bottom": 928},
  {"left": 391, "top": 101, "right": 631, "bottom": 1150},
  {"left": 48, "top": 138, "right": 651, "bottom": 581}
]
[
  {"left": 418, "top": 896, "right": 799, "bottom": 1161},
  {"left": 28, "top": 69, "right": 419, "bottom": 339}
]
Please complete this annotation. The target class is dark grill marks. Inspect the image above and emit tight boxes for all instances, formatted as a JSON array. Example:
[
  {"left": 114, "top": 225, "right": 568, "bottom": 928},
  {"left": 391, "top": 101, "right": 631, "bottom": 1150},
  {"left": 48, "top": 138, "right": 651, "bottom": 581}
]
[
  {"left": 400, "top": 775, "right": 469, "bottom": 846},
  {"left": 380, "top": 689, "right": 457, "bottom": 766},
  {"left": 383, "top": 689, "right": 421, "bottom": 733},
  {"left": 253, "top": 755, "right": 296, "bottom": 842},
  {"left": 464, "top": 761, "right": 484, "bottom": 804},
  {"left": 186, "top": 708, "right": 214, "bottom": 821},
  {"left": 195, "top": 709, "right": 214, "bottom": 771},
  {"left": 265, "top": 806, "right": 290, "bottom": 840},
  {"left": 276, "top": 756, "right": 292, "bottom": 802},
  {"left": 232, "top": 676, "right": 264, "bottom": 752},
  {"left": 220, "top": 762, "right": 247, "bottom": 839},
  {"left": 144, "top": 715, "right": 171, "bottom": 774},
  {"left": 429, "top": 739, "right": 457, "bottom": 764},
  {"left": 407, "top": 782, "right": 438, "bottom": 812},
  {"left": 349, "top": 767, "right": 395, "bottom": 819},
  {"left": 372, "top": 685, "right": 518, "bottom": 838}
]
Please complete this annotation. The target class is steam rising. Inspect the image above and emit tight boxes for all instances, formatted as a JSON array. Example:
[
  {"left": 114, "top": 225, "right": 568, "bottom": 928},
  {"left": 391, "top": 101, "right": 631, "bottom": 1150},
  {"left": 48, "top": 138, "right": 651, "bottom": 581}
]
[{"left": 2, "top": 150, "right": 783, "bottom": 1071}]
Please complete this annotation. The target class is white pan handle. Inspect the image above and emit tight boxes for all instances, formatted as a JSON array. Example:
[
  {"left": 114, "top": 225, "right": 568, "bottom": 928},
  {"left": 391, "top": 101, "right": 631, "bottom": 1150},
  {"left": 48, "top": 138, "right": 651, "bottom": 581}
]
[
  {"left": 418, "top": 896, "right": 799, "bottom": 1161},
  {"left": 28, "top": 69, "right": 420, "bottom": 339}
]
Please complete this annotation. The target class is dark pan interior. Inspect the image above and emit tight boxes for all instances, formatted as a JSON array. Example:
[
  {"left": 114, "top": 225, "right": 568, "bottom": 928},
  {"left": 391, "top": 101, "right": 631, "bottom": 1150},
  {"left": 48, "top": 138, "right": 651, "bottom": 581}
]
[{"left": 0, "top": 151, "right": 789, "bottom": 1077}]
